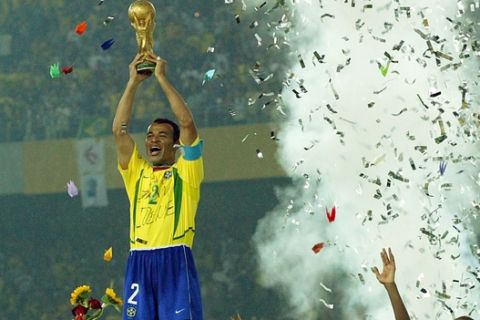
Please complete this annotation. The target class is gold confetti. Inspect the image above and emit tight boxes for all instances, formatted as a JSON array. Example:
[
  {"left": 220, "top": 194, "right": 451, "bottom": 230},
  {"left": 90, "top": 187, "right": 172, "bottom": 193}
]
[{"left": 104, "top": 246, "right": 113, "bottom": 262}]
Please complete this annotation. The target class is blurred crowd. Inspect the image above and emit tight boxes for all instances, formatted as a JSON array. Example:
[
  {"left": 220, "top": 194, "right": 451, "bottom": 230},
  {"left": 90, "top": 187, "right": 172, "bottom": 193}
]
[{"left": 0, "top": 0, "right": 287, "bottom": 143}]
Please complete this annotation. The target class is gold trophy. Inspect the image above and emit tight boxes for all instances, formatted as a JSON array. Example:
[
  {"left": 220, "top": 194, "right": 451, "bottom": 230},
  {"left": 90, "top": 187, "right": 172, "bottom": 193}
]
[{"left": 128, "top": 0, "right": 157, "bottom": 75}]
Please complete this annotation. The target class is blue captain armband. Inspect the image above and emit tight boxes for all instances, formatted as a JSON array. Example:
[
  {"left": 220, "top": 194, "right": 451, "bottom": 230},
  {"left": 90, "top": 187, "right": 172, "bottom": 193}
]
[{"left": 182, "top": 140, "right": 204, "bottom": 160}]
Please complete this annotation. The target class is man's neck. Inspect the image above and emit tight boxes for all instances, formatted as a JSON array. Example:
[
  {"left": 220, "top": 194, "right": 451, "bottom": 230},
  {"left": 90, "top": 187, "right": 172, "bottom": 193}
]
[{"left": 152, "top": 161, "right": 174, "bottom": 167}]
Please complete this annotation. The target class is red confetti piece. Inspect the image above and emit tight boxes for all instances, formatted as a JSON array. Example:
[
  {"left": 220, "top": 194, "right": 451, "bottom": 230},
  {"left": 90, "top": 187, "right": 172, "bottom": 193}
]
[
  {"left": 62, "top": 66, "right": 73, "bottom": 74},
  {"left": 312, "top": 242, "right": 325, "bottom": 254},
  {"left": 75, "top": 21, "right": 88, "bottom": 35},
  {"left": 326, "top": 206, "right": 336, "bottom": 223}
]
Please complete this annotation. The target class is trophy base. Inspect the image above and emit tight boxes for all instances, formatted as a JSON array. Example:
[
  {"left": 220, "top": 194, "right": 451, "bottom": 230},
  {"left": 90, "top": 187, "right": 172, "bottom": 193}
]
[{"left": 136, "top": 62, "right": 156, "bottom": 75}]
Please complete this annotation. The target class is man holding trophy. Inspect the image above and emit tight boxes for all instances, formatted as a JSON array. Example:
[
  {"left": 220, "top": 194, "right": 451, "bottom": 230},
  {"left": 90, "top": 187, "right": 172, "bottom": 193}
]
[{"left": 113, "top": 1, "right": 204, "bottom": 319}]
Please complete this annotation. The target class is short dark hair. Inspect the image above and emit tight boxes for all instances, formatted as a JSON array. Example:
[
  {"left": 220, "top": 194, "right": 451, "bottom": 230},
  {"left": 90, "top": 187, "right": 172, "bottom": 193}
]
[
  {"left": 455, "top": 317, "right": 474, "bottom": 320},
  {"left": 151, "top": 118, "right": 180, "bottom": 143}
]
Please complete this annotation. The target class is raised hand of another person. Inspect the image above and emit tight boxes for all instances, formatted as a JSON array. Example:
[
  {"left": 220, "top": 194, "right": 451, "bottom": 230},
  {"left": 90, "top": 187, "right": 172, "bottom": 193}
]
[
  {"left": 372, "top": 247, "right": 396, "bottom": 285},
  {"left": 371, "top": 248, "right": 410, "bottom": 320}
]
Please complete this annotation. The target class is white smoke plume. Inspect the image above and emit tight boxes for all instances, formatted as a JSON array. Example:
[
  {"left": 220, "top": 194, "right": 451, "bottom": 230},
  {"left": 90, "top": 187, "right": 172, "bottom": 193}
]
[{"left": 254, "top": 0, "right": 480, "bottom": 319}]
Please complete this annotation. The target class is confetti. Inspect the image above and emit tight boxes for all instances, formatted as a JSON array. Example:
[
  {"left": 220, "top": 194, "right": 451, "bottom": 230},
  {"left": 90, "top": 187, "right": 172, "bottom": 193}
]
[
  {"left": 392, "top": 40, "right": 404, "bottom": 51},
  {"left": 313, "top": 51, "right": 325, "bottom": 64},
  {"left": 254, "top": 33, "right": 262, "bottom": 46},
  {"left": 326, "top": 206, "right": 336, "bottom": 222},
  {"left": 249, "top": 20, "right": 259, "bottom": 28},
  {"left": 362, "top": 4, "right": 373, "bottom": 11},
  {"left": 388, "top": 171, "right": 409, "bottom": 183},
  {"left": 270, "top": 131, "right": 279, "bottom": 141},
  {"left": 416, "top": 94, "right": 430, "bottom": 109},
  {"left": 255, "top": 1, "right": 267, "bottom": 11},
  {"left": 103, "top": 16, "right": 115, "bottom": 25},
  {"left": 391, "top": 108, "right": 407, "bottom": 116},
  {"left": 298, "top": 54, "right": 305, "bottom": 68},
  {"left": 256, "top": 149, "right": 264, "bottom": 159},
  {"left": 49, "top": 63, "right": 60, "bottom": 78},
  {"left": 62, "top": 65, "right": 73, "bottom": 74},
  {"left": 312, "top": 242, "right": 325, "bottom": 254},
  {"left": 358, "top": 273, "right": 365, "bottom": 285},
  {"left": 66, "top": 180, "right": 79, "bottom": 197},
  {"left": 379, "top": 60, "right": 390, "bottom": 76},
  {"left": 326, "top": 104, "right": 337, "bottom": 114},
  {"left": 329, "top": 79, "right": 339, "bottom": 100},
  {"left": 292, "top": 89, "right": 301, "bottom": 98},
  {"left": 439, "top": 161, "right": 447, "bottom": 175},
  {"left": 75, "top": 21, "right": 88, "bottom": 35},
  {"left": 319, "top": 298, "right": 334, "bottom": 309},
  {"left": 373, "top": 86, "right": 387, "bottom": 95},
  {"left": 319, "top": 282, "right": 332, "bottom": 292},
  {"left": 101, "top": 38, "right": 115, "bottom": 50},
  {"left": 202, "top": 69, "right": 215, "bottom": 85},
  {"left": 104, "top": 247, "right": 113, "bottom": 262}
]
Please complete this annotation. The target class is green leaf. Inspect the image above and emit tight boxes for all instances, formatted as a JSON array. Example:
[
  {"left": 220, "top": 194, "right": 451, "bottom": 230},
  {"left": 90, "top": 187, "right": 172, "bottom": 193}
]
[
  {"left": 100, "top": 295, "right": 110, "bottom": 304},
  {"left": 86, "top": 308, "right": 104, "bottom": 320}
]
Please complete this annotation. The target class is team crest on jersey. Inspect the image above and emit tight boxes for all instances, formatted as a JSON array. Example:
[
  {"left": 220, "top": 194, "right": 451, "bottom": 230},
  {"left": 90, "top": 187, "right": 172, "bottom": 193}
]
[
  {"left": 164, "top": 171, "right": 172, "bottom": 179},
  {"left": 127, "top": 306, "right": 137, "bottom": 318}
]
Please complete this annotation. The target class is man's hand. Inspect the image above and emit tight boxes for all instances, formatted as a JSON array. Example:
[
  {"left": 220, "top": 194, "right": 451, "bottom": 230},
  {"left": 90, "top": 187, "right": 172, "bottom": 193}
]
[
  {"left": 371, "top": 247, "right": 396, "bottom": 285},
  {"left": 128, "top": 53, "right": 151, "bottom": 84},
  {"left": 144, "top": 52, "right": 167, "bottom": 80}
]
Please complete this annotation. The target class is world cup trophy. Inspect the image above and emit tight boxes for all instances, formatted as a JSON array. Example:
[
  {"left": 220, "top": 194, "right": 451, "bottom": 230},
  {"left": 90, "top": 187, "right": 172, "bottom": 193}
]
[{"left": 128, "top": 0, "right": 157, "bottom": 75}]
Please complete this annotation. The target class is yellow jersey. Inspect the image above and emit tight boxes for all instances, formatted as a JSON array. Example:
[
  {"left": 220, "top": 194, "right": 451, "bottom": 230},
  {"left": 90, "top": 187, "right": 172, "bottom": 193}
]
[{"left": 118, "top": 137, "right": 204, "bottom": 250}]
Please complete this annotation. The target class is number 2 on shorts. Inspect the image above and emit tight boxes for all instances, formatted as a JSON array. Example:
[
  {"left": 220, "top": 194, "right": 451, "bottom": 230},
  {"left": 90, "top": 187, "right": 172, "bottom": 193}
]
[{"left": 128, "top": 283, "right": 139, "bottom": 305}]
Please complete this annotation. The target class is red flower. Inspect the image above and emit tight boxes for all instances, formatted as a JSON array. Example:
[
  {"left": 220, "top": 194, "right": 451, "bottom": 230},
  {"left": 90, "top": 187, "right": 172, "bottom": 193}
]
[
  {"left": 72, "top": 305, "right": 88, "bottom": 316},
  {"left": 74, "top": 314, "right": 86, "bottom": 320},
  {"left": 89, "top": 298, "right": 102, "bottom": 309}
]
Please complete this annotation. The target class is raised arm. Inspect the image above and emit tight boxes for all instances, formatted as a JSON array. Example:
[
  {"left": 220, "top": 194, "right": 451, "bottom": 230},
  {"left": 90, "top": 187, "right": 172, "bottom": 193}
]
[
  {"left": 145, "top": 53, "right": 198, "bottom": 145},
  {"left": 113, "top": 54, "right": 150, "bottom": 169},
  {"left": 371, "top": 248, "right": 411, "bottom": 320}
]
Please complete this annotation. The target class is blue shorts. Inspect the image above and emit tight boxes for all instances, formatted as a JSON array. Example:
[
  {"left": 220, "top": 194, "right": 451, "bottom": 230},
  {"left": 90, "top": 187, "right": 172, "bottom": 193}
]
[{"left": 122, "top": 245, "right": 203, "bottom": 320}]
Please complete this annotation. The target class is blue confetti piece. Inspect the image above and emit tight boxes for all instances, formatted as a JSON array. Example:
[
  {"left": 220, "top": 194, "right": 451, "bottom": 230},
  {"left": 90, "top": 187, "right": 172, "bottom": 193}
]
[
  {"left": 202, "top": 69, "right": 216, "bottom": 85},
  {"left": 439, "top": 161, "right": 447, "bottom": 176},
  {"left": 101, "top": 38, "right": 115, "bottom": 50}
]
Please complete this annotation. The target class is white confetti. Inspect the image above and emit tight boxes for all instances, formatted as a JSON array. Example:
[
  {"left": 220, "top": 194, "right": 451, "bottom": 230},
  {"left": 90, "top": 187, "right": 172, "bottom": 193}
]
[{"left": 319, "top": 298, "right": 334, "bottom": 309}]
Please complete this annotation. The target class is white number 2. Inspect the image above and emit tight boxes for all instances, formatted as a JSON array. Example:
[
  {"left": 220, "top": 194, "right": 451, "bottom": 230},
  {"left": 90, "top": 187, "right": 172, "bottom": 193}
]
[{"left": 128, "top": 283, "right": 139, "bottom": 305}]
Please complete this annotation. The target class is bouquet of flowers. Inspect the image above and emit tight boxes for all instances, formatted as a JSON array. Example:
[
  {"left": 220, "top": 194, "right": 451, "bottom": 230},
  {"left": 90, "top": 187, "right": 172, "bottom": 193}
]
[{"left": 70, "top": 285, "right": 123, "bottom": 320}]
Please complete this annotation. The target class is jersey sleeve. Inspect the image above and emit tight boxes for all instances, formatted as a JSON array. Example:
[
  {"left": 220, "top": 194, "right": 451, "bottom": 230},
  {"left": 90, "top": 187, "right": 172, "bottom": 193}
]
[
  {"left": 117, "top": 144, "right": 148, "bottom": 198},
  {"left": 176, "top": 136, "right": 204, "bottom": 187}
]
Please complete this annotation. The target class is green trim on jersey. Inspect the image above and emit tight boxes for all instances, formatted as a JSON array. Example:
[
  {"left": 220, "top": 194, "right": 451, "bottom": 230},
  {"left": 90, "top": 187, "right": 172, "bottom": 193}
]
[
  {"left": 172, "top": 167, "right": 183, "bottom": 238},
  {"left": 131, "top": 168, "right": 144, "bottom": 244}
]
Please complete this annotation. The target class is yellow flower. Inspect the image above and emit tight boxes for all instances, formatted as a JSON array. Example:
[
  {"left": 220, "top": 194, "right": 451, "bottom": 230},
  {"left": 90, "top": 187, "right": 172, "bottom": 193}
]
[
  {"left": 70, "top": 285, "right": 92, "bottom": 305},
  {"left": 105, "top": 287, "right": 123, "bottom": 306}
]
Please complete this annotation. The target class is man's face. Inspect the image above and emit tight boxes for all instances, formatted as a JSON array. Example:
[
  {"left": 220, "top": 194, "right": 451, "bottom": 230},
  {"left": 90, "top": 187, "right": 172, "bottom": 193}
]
[{"left": 144, "top": 122, "right": 176, "bottom": 166}]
